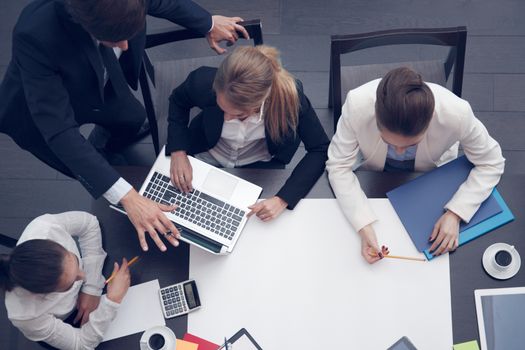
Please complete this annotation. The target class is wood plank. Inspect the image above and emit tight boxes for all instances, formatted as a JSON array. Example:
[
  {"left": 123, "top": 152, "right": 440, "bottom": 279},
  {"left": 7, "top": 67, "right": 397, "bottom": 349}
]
[
  {"left": 0, "top": 179, "right": 92, "bottom": 218},
  {"left": 0, "top": 217, "right": 32, "bottom": 241},
  {"left": 462, "top": 74, "right": 494, "bottom": 112},
  {"left": 0, "top": 135, "right": 59, "bottom": 180},
  {"left": 476, "top": 112, "right": 525, "bottom": 151},
  {"left": 466, "top": 36, "right": 525, "bottom": 74},
  {"left": 501, "top": 150, "right": 525, "bottom": 173},
  {"left": 280, "top": 0, "right": 525, "bottom": 36},
  {"left": 494, "top": 74, "right": 525, "bottom": 112},
  {"left": 291, "top": 71, "right": 329, "bottom": 108}
]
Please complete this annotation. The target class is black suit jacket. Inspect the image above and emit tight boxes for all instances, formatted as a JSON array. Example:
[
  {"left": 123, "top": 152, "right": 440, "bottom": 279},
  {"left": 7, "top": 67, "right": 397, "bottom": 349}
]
[
  {"left": 0, "top": 0, "right": 211, "bottom": 198},
  {"left": 167, "top": 67, "right": 330, "bottom": 209}
]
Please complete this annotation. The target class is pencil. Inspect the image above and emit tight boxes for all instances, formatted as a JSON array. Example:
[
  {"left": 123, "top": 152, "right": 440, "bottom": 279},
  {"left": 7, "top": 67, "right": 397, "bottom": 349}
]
[
  {"left": 105, "top": 256, "right": 140, "bottom": 284},
  {"left": 382, "top": 254, "right": 426, "bottom": 262},
  {"left": 369, "top": 252, "right": 426, "bottom": 262}
]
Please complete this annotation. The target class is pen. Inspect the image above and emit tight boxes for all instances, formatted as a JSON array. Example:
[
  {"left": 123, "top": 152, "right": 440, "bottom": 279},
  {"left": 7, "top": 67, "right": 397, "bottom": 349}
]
[
  {"left": 218, "top": 337, "right": 230, "bottom": 350},
  {"left": 105, "top": 256, "right": 140, "bottom": 284}
]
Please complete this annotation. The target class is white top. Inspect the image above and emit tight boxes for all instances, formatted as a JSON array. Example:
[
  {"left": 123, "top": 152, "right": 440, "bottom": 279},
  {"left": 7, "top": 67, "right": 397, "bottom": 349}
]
[
  {"left": 326, "top": 79, "right": 505, "bottom": 232},
  {"left": 5, "top": 212, "right": 120, "bottom": 350},
  {"left": 208, "top": 114, "right": 272, "bottom": 168}
]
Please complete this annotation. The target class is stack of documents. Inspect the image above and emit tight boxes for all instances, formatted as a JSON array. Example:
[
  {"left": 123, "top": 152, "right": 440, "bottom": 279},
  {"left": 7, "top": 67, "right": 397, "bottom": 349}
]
[{"left": 387, "top": 156, "right": 514, "bottom": 259}]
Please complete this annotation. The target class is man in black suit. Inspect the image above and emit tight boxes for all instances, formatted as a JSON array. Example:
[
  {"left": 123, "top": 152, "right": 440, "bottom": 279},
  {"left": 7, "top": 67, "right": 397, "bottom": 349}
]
[{"left": 0, "top": 0, "right": 249, "bottom": 252}]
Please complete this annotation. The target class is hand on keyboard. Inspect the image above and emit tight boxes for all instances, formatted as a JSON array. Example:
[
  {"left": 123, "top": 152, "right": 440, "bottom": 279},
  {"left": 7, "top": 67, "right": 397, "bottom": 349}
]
[
  {"left": 120, "top": 189, "right": 181, "bottom": 252},
  {"left": 170, "top": 151, "right": 193, "bottom": 193},
  {"left": 248, "top": 196, "right": 288, "bottom": 222}
]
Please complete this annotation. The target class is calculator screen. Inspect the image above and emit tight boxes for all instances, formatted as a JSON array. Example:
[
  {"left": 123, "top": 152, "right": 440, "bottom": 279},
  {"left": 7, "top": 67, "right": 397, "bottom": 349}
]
[{"left": 184, "top": 282, "right": 197, "bottom": 309}]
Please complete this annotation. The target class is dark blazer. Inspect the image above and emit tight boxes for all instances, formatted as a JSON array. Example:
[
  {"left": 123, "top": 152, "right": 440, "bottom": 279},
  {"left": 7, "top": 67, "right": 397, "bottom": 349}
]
[
  {"left": 167, "top": 67, "right": 330, "bottom": 209},
  {"left": 0, "top": 0, "right": 211, "bottom": 198}
]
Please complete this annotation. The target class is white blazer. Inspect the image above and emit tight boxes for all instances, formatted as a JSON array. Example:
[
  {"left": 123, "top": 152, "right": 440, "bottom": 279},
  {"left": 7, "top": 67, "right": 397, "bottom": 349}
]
[{"left": 326, "top": 79, "right": 505, "bottom": 232}]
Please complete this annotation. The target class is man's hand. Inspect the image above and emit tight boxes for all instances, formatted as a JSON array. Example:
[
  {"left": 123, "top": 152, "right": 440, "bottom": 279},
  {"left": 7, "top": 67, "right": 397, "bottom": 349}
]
[
  {"left": 74, "top": 292, "right": 100, "bottom": 326},
  {"left": 248, "top": 196, "right": 288, "bottom": 222},
  {"left": 106, "top": 258, "right": 131, "bottom": 304},
  {"left": 206, "top": 15, "right": 249, "bottom": 54},
  {"left": 170, "top": 151, "right": 193, "bottom": 193},
  {"left": 120, "top": 189, "right": 180, "bottom": 252},
  {"left": 358, "top": 224, "right": 385, "bottom": 264},
  {"left": 429, "top": 210, "right": 460, "bottom": 256}
]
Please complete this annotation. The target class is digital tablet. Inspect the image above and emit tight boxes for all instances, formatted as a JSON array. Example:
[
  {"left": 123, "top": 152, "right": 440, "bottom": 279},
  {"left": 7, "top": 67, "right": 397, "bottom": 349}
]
[{"left": 475, "top": 287, "right": 525, "bottom": 350}]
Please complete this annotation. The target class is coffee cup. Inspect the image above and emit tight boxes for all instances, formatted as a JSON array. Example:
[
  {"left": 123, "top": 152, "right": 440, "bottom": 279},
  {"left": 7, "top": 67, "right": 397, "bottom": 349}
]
[{"left": 482, "top": 243, "right": 521, "bottom": 280}]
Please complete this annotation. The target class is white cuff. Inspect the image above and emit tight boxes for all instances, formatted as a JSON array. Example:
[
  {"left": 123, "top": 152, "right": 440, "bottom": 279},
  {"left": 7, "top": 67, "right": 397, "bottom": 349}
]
[
  {"left": 103, "top": 178, "right": 133, "bottom": 205},
  {"left": 208, "top": 16, "right": 214, "bottom": 33}
]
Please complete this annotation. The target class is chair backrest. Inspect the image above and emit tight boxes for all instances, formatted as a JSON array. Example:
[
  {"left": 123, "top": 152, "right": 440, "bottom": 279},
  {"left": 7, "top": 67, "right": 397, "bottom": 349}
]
[
  {"left": 139, "top": 20, "right": 263, "bottom": 155},
  {"left": 329, "top": 27, "right": 467, "bottom": 132},
  {"left": 0, "top": 233, "right": 17, "bottom": 249}
]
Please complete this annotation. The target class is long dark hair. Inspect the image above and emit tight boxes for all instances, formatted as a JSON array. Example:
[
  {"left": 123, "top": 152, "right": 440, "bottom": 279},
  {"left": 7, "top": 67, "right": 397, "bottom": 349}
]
[
  {"left": 0, "top": 239, "right": 66, "bottom": 293},
  {"left": 375, "top": 67, "right": 435, "bottom": 136}
]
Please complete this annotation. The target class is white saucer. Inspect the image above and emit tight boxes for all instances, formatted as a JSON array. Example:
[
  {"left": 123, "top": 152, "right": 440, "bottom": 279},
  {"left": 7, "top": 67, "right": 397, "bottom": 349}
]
[{"left": 482, "top": 243, "right": 521, "bottom": 280}]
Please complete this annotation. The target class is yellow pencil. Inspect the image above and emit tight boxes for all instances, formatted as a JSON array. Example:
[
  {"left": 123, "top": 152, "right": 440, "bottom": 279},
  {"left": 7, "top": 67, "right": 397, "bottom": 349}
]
[
  {"left": 369, "top": 252, "right": 426, "bottom": 262},
  {"left": 382, "top": 254, "right": 426, "bottom": 262},
  {"left": 105, "top": 256, "right": 140, "bottom": 284}
]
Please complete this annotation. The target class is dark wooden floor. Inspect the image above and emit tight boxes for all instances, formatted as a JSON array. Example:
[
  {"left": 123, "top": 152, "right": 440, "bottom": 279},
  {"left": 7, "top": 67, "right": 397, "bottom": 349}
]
[{"left": 1, "top": 0, "right": 524, "bottom": 346}]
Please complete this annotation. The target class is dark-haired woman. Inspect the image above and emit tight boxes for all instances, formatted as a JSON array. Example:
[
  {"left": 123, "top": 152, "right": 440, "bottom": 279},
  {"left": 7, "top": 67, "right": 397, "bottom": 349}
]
[
  {"left": 326, "top": 67, "right": 504, "bottom": 263},
  {"left": 1, "top": 212, "right": 131, "bottom": 349}
]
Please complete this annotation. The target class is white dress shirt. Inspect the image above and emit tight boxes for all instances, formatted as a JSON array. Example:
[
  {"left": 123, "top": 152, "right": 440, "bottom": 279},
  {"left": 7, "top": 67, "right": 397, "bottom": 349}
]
[
  {"left": 208, "top": 114, "right": 272, "bottom": 167},
  {"left": 5, "top": 212, "right": 120, "bottom": 350}
]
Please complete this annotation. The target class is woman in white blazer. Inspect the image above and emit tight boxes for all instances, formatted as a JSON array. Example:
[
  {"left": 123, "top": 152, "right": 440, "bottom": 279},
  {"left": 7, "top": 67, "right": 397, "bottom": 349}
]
[{"left": 326, "top": 67, "right": 504, "bottom": 263}]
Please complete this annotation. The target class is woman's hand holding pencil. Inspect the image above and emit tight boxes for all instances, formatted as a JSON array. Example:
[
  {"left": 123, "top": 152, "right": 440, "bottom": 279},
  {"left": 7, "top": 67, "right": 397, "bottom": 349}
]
[
  {"left": 106, "top": 258, "right": 132, "bottom": 304},
  {"left": 368, "top": 249, "right": 426, "bottom": 262}
]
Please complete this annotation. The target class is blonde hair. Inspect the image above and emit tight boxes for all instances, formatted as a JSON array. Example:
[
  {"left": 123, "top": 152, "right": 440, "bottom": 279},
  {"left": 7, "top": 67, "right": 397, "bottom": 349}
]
[{"left": 213, "top": 45, "right": 300, "bottom": 143}]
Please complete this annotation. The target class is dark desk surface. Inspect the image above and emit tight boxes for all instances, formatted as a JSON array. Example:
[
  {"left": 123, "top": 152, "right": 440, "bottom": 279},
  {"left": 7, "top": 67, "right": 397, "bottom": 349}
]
[{"left": 2, "top": 168, "right": 523, "bottom": 348}]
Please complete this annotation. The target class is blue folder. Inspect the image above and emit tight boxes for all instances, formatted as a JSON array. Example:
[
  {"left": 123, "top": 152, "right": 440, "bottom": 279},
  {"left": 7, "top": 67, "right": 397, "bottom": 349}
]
[{"left": 386, "top": 156, "right": 514, "bottom": 260}]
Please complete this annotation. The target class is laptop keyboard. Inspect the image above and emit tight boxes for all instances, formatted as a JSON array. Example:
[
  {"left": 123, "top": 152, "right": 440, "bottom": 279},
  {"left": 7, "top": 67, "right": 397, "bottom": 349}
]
[{"left": 143, "top": 172, "right": 245, "bottom": 241}]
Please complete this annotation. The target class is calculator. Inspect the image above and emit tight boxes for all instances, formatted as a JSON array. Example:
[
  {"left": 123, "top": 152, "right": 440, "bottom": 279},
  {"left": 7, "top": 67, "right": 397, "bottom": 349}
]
[{"left": 158, "top": 279, "right": 201, "bottom": 318}]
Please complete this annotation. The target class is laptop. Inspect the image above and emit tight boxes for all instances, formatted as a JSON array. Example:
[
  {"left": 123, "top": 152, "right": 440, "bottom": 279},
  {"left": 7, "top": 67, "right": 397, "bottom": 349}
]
[{"left": 114, "top": 146, "right": 262, "bottom": 254}]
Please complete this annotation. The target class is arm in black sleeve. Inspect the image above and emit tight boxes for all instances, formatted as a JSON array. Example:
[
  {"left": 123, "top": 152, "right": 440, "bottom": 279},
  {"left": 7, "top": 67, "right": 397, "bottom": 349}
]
[
  {"left": 166, "top": 67, "right": 216, "bottom": 155},
  {"left": 13, "top": 32, "right": 120, "bottom": 198},
  {"left": 276, "top": 84, "right": 330, "bottom": 209},
  {"left": 147, "top": 0, "right": 212, "bottom": 35}
]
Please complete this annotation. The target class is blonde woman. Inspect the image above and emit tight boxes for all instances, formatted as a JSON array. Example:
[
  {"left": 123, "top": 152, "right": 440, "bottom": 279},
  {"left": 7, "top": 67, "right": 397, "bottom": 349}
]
[{"left": 167, "top": 45, "right": 329, "bottom": 221}]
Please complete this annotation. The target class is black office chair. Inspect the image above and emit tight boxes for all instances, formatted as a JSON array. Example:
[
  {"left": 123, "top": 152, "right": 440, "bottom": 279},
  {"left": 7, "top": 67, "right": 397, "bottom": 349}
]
[
  {"left": 328, "top": 26, "right": 467, "bottom": 132},
  {"left": 134, "top": 19, "right": 263, "bottom": 161},
  {"left": 0, "top": 234, "right": 17, "bottom": 249}
]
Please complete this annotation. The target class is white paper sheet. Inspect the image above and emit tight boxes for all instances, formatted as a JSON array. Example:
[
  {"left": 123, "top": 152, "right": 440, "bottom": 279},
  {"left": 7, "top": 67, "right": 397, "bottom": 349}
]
[
  {"left": 188, "top": 199, "right": 452, "bottom": 349},
  {"left": 103, "top": 279, "right": 165, "bottom": 342}
]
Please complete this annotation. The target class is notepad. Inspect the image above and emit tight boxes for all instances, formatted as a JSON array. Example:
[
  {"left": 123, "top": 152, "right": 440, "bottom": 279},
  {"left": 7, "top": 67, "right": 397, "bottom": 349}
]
[
  {"left": 453, "top": 340, "right": 480, "bottom": 350},
  {"left": 183, "top": 333, "right": 220, "bottom": 350},
  {"left": 386, "top": 156, "right": 512, "bottom": 259},
  {"left": 176, "top": 339, "right": 199, "bottom": 350},
  {"left": 102, "top": 280, "right": 165, "bottom": 341}
]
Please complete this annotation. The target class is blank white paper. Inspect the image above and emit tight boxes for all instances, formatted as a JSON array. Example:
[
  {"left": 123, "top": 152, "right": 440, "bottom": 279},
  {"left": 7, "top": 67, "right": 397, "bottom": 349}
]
[
  {"left": 188, "top": 199, "right": 452, "bottom": 349},
  {"left": 102, "top": 279, "right": 165, "bottom": 342}
]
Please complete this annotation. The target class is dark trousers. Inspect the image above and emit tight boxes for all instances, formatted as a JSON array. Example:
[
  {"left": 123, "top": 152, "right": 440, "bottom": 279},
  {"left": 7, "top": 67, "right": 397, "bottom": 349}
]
[{"left": 6, "top": 83, "right": 146, "bottom": 179}]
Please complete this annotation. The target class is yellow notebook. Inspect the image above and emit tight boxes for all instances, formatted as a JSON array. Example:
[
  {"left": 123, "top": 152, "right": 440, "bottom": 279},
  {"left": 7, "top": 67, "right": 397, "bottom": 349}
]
[{"left": 175, "top": 339, "right": 199, "bottom": 350}]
